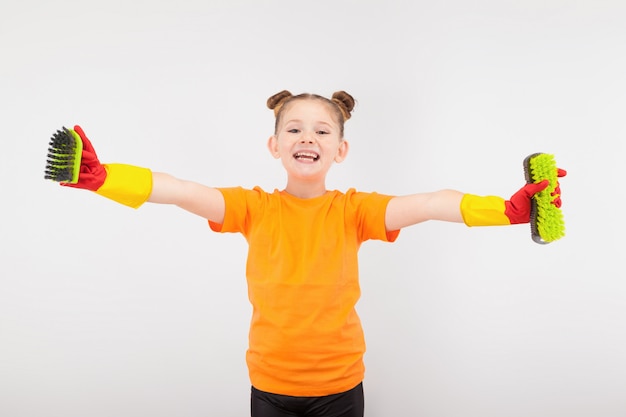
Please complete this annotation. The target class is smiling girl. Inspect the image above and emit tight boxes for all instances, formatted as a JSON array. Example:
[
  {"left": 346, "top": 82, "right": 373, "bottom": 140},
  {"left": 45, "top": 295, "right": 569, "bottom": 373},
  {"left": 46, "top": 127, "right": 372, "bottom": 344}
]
[{"left": 57, "top": 90, "right": 564, "bottom": 417}]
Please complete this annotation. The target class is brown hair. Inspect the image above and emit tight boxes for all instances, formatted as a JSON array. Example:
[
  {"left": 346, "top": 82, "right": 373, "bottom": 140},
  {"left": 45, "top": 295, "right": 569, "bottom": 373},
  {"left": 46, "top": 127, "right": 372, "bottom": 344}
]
[{"left": 267, "top": 90, "right": 356, "bottom": 137}]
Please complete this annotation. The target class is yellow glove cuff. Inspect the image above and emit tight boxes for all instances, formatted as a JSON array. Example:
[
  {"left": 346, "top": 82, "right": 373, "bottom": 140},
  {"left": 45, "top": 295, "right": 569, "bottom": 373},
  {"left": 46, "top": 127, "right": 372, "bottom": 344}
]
[
  {"left": 95, "top": 163, "right": 153, "bottom": 208},
  {"left": 460, "top": 194, "right": 511, "bottom": 226}
]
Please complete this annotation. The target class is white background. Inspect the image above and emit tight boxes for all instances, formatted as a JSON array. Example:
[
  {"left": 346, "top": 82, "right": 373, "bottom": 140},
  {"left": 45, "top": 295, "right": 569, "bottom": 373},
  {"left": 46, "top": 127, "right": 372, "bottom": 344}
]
[{"left": 2, "top": 1, "right": 625, "bottom": 416}]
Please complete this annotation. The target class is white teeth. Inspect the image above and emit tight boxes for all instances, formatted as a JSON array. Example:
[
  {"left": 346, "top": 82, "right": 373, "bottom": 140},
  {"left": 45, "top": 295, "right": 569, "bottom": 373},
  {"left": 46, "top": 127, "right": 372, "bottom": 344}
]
[{"left": 294, "top": 152, "right": 319, "bottom": 160}]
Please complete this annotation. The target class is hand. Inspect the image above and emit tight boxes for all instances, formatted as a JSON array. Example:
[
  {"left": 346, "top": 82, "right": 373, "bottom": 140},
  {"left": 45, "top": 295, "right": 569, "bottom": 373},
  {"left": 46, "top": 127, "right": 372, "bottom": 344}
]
[
  {"left": 505, "top": 168, "right": 567, "bottom": 224},
  {"left": 61, "top": 125, "right": 107, "bottom": 191}
]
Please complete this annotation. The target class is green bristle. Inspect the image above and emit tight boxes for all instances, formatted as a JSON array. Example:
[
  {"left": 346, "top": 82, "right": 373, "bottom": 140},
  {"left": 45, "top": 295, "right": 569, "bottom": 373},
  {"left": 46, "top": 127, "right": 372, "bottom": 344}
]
[
  {"left": 524, "top": 153, "right": 565, "bottom": 244},
  {"left": 44, "top": 127, "right": 83, "bottom": 183}
]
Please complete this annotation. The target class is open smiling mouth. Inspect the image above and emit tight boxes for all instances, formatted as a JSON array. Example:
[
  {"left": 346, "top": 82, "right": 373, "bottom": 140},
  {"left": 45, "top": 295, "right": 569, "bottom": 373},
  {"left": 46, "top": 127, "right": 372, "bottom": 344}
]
[{"left": 293, "top": 151, "right": 320, "bottom": 162}]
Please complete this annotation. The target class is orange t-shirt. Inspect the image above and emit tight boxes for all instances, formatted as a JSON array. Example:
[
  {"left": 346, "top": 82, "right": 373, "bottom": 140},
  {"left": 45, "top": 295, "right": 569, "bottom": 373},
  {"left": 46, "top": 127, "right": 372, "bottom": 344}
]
[{"left": 209, "top": 187, "right": 399, "bottom": 396}]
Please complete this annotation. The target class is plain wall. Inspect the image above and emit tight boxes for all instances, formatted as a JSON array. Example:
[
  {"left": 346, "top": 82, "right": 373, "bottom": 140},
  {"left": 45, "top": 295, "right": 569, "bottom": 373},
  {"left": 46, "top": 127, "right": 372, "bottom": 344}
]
[{"left": 1, "top": 1, "right": 625, "bottom": 416}]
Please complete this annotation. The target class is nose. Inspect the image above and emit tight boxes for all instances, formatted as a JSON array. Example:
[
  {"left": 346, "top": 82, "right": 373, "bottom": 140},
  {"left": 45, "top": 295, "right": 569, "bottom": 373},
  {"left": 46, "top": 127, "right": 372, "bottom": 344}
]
[{"left": 300, "top": 132, "right": 316, "bottom": 144}]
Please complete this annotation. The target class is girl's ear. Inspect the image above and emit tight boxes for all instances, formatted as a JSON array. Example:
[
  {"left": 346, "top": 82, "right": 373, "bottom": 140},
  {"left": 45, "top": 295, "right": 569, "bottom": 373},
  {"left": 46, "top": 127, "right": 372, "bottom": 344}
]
[
  {"left": 334, "top": 139, "right": 350, "bottom": 163},
  {"left": 267, "top": 135, "right": 280, "bottom": 159}
]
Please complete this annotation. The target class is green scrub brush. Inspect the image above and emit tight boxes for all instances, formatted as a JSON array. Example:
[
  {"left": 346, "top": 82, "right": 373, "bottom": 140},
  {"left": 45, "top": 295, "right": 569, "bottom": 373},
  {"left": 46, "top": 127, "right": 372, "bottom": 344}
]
[
  {"left": 523, "top": 153, "right": 565, "bottom": 244},
  {"left": 44, "top": 127, "right": 83, "bottom": 184}
]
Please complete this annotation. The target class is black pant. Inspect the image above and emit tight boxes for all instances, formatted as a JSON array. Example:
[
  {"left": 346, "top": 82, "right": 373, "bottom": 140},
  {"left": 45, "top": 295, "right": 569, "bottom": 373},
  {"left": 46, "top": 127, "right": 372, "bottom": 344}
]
[{"left": 251, "top": 383, "right": 364, "bottom": 417}]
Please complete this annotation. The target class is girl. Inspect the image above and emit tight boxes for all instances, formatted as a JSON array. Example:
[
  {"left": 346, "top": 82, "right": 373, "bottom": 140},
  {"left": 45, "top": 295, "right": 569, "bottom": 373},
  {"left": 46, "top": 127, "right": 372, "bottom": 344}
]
[{"left": 59, "top": 90, "right": 565, "bottom": 417}]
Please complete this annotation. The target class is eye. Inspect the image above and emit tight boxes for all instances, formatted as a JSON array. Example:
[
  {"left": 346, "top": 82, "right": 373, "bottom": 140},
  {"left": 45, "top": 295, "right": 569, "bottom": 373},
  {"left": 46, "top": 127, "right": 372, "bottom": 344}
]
[
  {"left": 287, "top": 128, "right": 300, "bottom": 134},
  {"left": 316, "top": 130, "right": 329, "bottom": 135}
]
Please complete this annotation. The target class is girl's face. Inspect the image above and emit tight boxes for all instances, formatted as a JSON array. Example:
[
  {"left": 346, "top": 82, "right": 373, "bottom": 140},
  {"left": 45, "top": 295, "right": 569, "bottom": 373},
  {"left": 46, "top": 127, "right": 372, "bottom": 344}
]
[{"left": 268, "top": 99, "right": 349, "bottom": 185}]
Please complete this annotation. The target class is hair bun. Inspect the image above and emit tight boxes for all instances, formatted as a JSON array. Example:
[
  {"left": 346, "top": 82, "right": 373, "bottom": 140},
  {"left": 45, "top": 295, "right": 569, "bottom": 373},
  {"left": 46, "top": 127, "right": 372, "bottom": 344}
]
[
  {"left": 267, "top": 90, "right": 293, "bottom": 116},
  {"left": 331, "top": 91, "right": 355, "bottom": 121}
]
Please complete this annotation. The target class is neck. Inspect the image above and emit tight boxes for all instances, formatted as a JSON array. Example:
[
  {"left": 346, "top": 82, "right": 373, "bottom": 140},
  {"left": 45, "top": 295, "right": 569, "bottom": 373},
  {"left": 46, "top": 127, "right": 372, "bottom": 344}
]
[{"left": 284, "top": 179, "right": 327, "bottom": 199}]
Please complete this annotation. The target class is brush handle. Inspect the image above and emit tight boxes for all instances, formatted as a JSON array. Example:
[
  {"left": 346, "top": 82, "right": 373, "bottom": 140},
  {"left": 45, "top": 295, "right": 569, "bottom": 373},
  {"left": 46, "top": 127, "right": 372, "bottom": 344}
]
[{"left": 524, "top": 153, "right": 545, "bottom": 244}]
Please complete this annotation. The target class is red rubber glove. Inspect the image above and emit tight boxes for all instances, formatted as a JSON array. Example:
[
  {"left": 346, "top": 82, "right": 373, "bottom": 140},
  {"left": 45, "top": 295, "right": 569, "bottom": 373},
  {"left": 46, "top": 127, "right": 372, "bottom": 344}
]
[
  {"left": 61, "top": 125, "right": 107, "bottom": 191},
  {"left": 505, "top": 168, "right": 567, "bottom": 224},
  {"left": 551, "top": 168, "right": 567, "bottom": 208}
]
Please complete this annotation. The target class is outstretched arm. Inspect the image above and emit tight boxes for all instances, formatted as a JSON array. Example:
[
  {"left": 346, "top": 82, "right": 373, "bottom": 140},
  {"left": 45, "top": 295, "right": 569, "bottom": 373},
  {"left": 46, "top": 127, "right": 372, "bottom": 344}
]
[
  {"left": 60, "top": 125, "right": 225, "bottom": 223},
  {"left": 385, "top": 175, "right": 565, "bottom": 232}
]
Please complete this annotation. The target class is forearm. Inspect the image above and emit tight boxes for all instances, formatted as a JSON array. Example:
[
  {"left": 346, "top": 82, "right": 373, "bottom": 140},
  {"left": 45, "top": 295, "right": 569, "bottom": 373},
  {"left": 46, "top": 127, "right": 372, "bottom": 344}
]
[
  {"left": 385, "top": 190, "right": 464, "bottom": 231},
  {"left": 148, "top": 172, "right": 184, "bottom": 204},
  {"left": 149, "top": 172, "right": 225, "bottom": 222}
]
